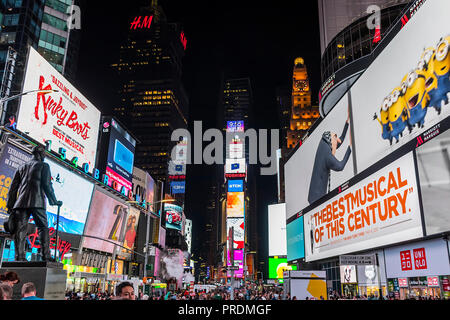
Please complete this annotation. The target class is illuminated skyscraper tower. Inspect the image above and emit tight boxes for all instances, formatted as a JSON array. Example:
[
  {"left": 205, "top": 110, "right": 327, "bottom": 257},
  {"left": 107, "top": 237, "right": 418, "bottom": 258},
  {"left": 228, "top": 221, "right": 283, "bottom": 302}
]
[{"left": 287, "top": 57, "right": 320, "bottom": 149}]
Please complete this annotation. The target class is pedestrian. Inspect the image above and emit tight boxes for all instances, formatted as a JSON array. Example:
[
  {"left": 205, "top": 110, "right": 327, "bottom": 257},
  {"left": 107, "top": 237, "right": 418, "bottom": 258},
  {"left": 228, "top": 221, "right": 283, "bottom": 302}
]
[
  {"left": 21, "top": 282, "right": 44, "bottom": 300},
  {"left": 0, "top": 271, "right": 20, "bottom": 288},
  {"left": 115, "top": 281, "right": 136, "bottom": 300},
  {"left": 0, "top": 283, "right": 13, "bottom": 300}
]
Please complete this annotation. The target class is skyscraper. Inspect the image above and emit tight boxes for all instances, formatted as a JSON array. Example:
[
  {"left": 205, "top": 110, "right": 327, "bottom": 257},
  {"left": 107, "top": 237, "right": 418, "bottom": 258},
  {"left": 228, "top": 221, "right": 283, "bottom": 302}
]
[{"left": 112, "top": 0, "right": 188, "bottom": 183}]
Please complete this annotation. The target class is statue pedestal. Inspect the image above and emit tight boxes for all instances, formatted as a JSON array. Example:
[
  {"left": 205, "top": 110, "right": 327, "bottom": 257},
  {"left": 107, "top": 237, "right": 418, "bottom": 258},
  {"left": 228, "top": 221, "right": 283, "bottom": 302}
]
[{"left": 0, "top": 261, "right": 67, "bottom": 300}]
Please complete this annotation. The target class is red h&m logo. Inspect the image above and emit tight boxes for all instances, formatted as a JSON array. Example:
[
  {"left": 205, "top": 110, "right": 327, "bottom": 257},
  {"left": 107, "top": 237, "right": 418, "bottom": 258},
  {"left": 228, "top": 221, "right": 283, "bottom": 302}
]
[
  {"left": 413, "top": 248, "right": 427, "bottom": 270},
  {"left": 400, "top": 250, "right": 412, "bottom": 271},
  {"left": 130, "top": 15, "right": 153, "bottom": 30},
  {"left": 401, "top": 14, "right": 409, "bottom": 28}
]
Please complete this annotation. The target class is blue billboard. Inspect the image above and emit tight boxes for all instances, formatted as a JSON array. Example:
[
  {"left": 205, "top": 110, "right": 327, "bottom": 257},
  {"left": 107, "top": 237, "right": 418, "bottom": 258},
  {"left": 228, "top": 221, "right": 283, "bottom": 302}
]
[
  {"left": 287, "top": 215, "right": 305, "bottom": 262},
  {"left": 228, "top": 180, "right": 243, "bottom": 192},
  {"left": 170, "top": 181, "right": 186, "bottom": 194}
]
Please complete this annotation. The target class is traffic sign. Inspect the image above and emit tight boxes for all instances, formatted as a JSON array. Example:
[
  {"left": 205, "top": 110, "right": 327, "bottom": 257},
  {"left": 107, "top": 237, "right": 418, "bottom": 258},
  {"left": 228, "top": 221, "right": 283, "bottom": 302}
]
[{"left": 339, "top": 254, "right": 376, "bottom": 265}]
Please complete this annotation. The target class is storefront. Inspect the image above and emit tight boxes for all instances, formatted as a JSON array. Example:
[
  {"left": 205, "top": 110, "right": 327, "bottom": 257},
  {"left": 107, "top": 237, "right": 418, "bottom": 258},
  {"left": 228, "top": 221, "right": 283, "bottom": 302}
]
[{"left": 385, "top": 238, "right": 450, "bottom": 299}]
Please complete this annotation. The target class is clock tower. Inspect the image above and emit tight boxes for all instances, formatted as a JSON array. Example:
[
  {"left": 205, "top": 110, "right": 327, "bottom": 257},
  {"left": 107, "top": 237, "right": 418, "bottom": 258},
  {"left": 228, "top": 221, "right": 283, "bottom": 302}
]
[{"left": 287, "top": 57, "right": 320, "bottom": 149}]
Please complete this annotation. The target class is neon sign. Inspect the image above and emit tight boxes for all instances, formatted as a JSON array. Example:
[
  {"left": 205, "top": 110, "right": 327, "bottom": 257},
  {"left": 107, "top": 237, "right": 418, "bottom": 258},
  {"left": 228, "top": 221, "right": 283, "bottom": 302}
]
[
  {"left": 28, "top": 227, "right": 72, "bottom": 260},
  {"left": 130, "top": 15, "right": 153, "bottom": 30}
]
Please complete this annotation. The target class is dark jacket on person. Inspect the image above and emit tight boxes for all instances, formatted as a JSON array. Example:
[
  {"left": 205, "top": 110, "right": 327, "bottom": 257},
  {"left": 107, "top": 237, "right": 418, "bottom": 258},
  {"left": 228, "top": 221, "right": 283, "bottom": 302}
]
[
  {"left": 7, "top": 159, "right": 58, "bottom": 210},
  {"left": 308, "top": 122, "right": 351, "bottom": 205}
]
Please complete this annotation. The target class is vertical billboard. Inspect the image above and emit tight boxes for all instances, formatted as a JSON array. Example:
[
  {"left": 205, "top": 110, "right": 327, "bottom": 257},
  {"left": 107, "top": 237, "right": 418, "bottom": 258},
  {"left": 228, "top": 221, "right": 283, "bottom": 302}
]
[
  {"left": 103, "top": 118, "right": 136, "bottom": 193},
  {"left": 17, "top": 47, "right": 101, "bottom": 173},
  {"left": 227, "top": 180, "right": 243, "bottom": 192},
  {"left": 350, "top": 0, "right": 450, "bottom": 174},
  {"left": 268, "top": 203, "right": 287, "bottom": 256},
  {"left": 226, "top": 218, "right": 245, "bottom": 249},
  {"left": 0, "top": 143, "right": 32, "bottom": 231},
  {"left": 286, "top": 215, "right": 305, "bottom": 262},
  {"left": 44, "top": 158, "right": 95, "bottom": 235},
  {"left": 83, "top": 187, "right": 129, "bottom": 253},
  {"left": 226, "top": 192, "right": 244, "bottom": 218},
  {"left": 121, "top": 207, "right": 140, "bottom": 254},
  {"left": 132, "top": 167, "right": 155, "bottom": 211},
  {"left": 225, "top": 158, "right": 246, "bottom": 174},
  {"left": 285, "top": 93, "right": 353, "bottom": 220},
  {"left": 163, "top": 203, "right": 183, "bottom": 231},
  {"left": 303, "top": 152, "right": 423, "bottom": 262},
  {"left": 227, "top": 121, "right": 244, "bottom": 132}
]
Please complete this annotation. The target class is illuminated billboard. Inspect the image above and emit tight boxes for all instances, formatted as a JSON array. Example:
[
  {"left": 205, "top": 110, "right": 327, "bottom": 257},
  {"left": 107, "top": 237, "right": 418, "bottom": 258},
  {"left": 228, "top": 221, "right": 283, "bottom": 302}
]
[
  {"left": 164, "top": 203, "right": 183, "bottom": 231},
  {"left": 268, "top": 257, "right": 297, "bottom": 279},
  {"left": 287, "top": 215, "right": 305, "bottom": 262},
  {"left": 303, "top": 152, "right": 423, "bottom": 262},
  {"left": 83, "top": 187, "right": 129, "bottom": 253},
  {"left": 228, "top": 141, "right": 244, "bottom": 159},
  {"left": 228, "top": 180, "right": 243, "bottom": 192},
  {"left": 121, "top": 207, "right": 140, "bottom": 254},
  {"left": 132, "top": 167, "right": 155, "bottom": 210},
  {"left": 227, "top": 192, "right": 245, "bottom": 218},
  {"left": 0, "top": 143, "right": 32, "bottom": 232},
  {"left": 45, "top": 158, "right": 95, "bottom": 235},
  {"left": 100, "top": 117, "right": 136, "bottom": 194},
  {"left": 268, "top": 203, "right": 287, "bottom": 256},
  {"left": 227, "top": 218, "right": 244, "bottom": 249},
  {"left": 227, "top": 121, "right": 244, "bottom": 132},
  {"left": 225, "top": 158, "right": 246, "bottom": 174},
  {"left": 17, "top": 47, "right": 101, "bottom": 173}
]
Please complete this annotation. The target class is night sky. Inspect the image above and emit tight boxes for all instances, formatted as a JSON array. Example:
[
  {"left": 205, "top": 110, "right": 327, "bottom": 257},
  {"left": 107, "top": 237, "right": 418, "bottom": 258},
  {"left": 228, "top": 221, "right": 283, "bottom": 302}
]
[{"left": 75, "top": 0, "right": 321, "bottom": 270}]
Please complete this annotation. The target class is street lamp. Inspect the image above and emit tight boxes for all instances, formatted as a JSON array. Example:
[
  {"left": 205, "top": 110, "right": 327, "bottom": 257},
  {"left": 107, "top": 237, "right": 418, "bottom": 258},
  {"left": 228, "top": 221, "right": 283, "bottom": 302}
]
[
  {"left": 0, "top": 89, "right": 59, "bottom": 125},
  {"left": 125, "top": 198, "right": 176, "bottom": 279}
]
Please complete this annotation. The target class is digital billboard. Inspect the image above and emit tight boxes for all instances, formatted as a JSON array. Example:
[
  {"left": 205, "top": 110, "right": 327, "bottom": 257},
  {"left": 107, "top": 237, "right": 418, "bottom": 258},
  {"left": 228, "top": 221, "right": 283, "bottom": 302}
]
[
  {"left": 226, "top": 192, "right": 244, "bottom": 218},
  {"left": 303, "top": 152, "right": 423, "bottom": 262},
  {"left": 45, "top": 158, "right": 95, "bottom": 235},
  {"left": 17, "top": 47, "right": 101, "bottom": 173},
  {"left": 415, "top": 128, "right": 450, "bottom": 236},
  {"left": 225, "top": 158, "right": 246, "bottom": 174},
  {"left": 228, "top": 141, "right": 244, "bottom": 159},
  {"left": 83, "top": 187, "right": 129, "bottom": 253},
  {"left": 104, "top": 118, "right": 136, "bottom": 193},
  {"left": 227, "top": 121, "right": 244, "bottom": 132},
  {"left": 228, "top": 180, "right": 243, "bottom": 192},
  {"left": 340, "top": 265, "right": 357, "bottom": 283},
  {"left": 0, "top": 143, "right": 32, "bottom": 232},
  {"left": 285, "top": 93, "right": 353, "bottom": 220},
  {"left": 121, "top": 207, "right": 140, "bottom": 254},
  {"left": 287, "top": 215, "right": 305, "bottom": 262},
  {"left": 164, "top": 203, "right": 183, "bottom": 231},
  {"left": 350, "top": 0, "right": 450, "bottom": 174},
  {"left": 170, "top": 181, "right": 185, "bottom": 194},
  {"left": 268, "top": 257, "right": 297, "bottom": 279},
  {"left": 268, "top": 203, "right": 287, "bottom": 256},
  {"left": 227, "top": 218, "right": 244, "bottom": 249},
  {"left": 132, "top": 167, "right": 155, "bottom": 212}
]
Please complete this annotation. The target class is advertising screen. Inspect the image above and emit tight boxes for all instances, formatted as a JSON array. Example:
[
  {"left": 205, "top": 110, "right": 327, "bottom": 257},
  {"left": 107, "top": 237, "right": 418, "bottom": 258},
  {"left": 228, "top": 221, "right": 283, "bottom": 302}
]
[
  {"left": 225, "top": 159, "right": 246, "bottom": 174},
  {"left": 164, "top": 203, "right": 183, "bottom": 231},
  {"left": 268, "top": 257, "right": 297, "bottom": 279},
  {"left": 268, "top": 203, "right": 287, "bottom": 256},
  {"left": 121, "top": 207, "right": 140, "bottom": 253},
  {"left": 168, "top": 161, "right": 186, "bottom": 176},
  {"left": 286, "top": 215, "right": 305, "bottom": 262},
  {"left": 45, "top": 158, "right": 95, "bottom": 235},
  {"left": 304, "top": 152, "right": 423, "bottom": 262},
  {"left": 340, "top": 265, "right": 357, "bottom": 283},
  {"left": 350, "top": 0, "right": 450, "bottom": 174},
  {"left": 415, "top": 128, "right": 450, "bottom": 235},
  {"left": 227, "top": 218, "right": 244, "bottom": 249},
  {"left": 228, "top": 180, "right": 244, "bottom": 192},
  {"left": 83, "top": 187, "right": 129, "bottom": 253},
  {"left": 170, "top": 181, "right": 185, "bottom": 194},
  {"left": 227, "top": 192, "right": 245, "bottom": 218},
  {"left": 132, "top": 167, "right": 156, "bottom": 212},
  {"left": 105, "top": 118, "right": 136, "bottom": 192},
  {"left": 227, "top": 121, "right": 244, "bottom": 132},
  {"left": 0, "top": 143, "right": 32, "bottom": 231},
  {"left": 285, "top": 93, "right": 353, "bottom": 219},
  {"left": 17, "top": 47, "right": 101, "bottom": 173},
  {"left": 228, "top": 141, "right": 244, "bottom": 159}
]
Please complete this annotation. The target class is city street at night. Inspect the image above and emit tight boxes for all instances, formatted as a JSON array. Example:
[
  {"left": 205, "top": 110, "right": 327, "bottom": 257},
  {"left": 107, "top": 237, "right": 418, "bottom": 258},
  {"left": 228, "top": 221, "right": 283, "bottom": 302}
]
[{"left": 0, "top": 0, "right": 449, "bottom": 312}]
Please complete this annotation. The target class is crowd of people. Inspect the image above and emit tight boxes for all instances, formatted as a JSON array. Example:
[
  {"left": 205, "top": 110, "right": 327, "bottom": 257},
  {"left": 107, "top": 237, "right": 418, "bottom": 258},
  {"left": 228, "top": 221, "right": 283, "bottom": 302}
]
[{"left": 0, "top": 271, "right": 44, "bottom": 300}]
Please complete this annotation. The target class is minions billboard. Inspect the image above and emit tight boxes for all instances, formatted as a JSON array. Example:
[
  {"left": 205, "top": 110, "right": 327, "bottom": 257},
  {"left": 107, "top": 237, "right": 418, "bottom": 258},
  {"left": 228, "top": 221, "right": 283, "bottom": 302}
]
[{"left": 351, "top": 0, "right": 450, "bottom": 174}]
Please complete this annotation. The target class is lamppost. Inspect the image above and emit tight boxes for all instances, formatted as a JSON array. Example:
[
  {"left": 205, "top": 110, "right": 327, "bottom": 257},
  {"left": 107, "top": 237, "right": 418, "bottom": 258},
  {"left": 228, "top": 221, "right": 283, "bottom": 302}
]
[
  {"left": 125, "top": 199, "right": 175, "bottom": 279},
  {"left": 0, "top": 89, "right": 59, "bottom": 125}
]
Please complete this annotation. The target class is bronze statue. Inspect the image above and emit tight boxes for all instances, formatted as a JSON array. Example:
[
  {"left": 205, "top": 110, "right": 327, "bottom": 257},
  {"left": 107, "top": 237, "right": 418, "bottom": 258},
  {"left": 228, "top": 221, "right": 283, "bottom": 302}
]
[{"left": 6, "top": 145, "right": 62, "bottom": 261}]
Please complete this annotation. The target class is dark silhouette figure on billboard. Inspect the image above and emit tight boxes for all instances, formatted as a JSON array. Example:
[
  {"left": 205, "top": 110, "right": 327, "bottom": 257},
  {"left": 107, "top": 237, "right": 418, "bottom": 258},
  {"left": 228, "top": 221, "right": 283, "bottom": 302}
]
[
  {"left": 6, "top": 145, "right": 62, "bottom": 261},
  {"left": 308, "top": 115, "right": 352, "bottom": 205}
]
